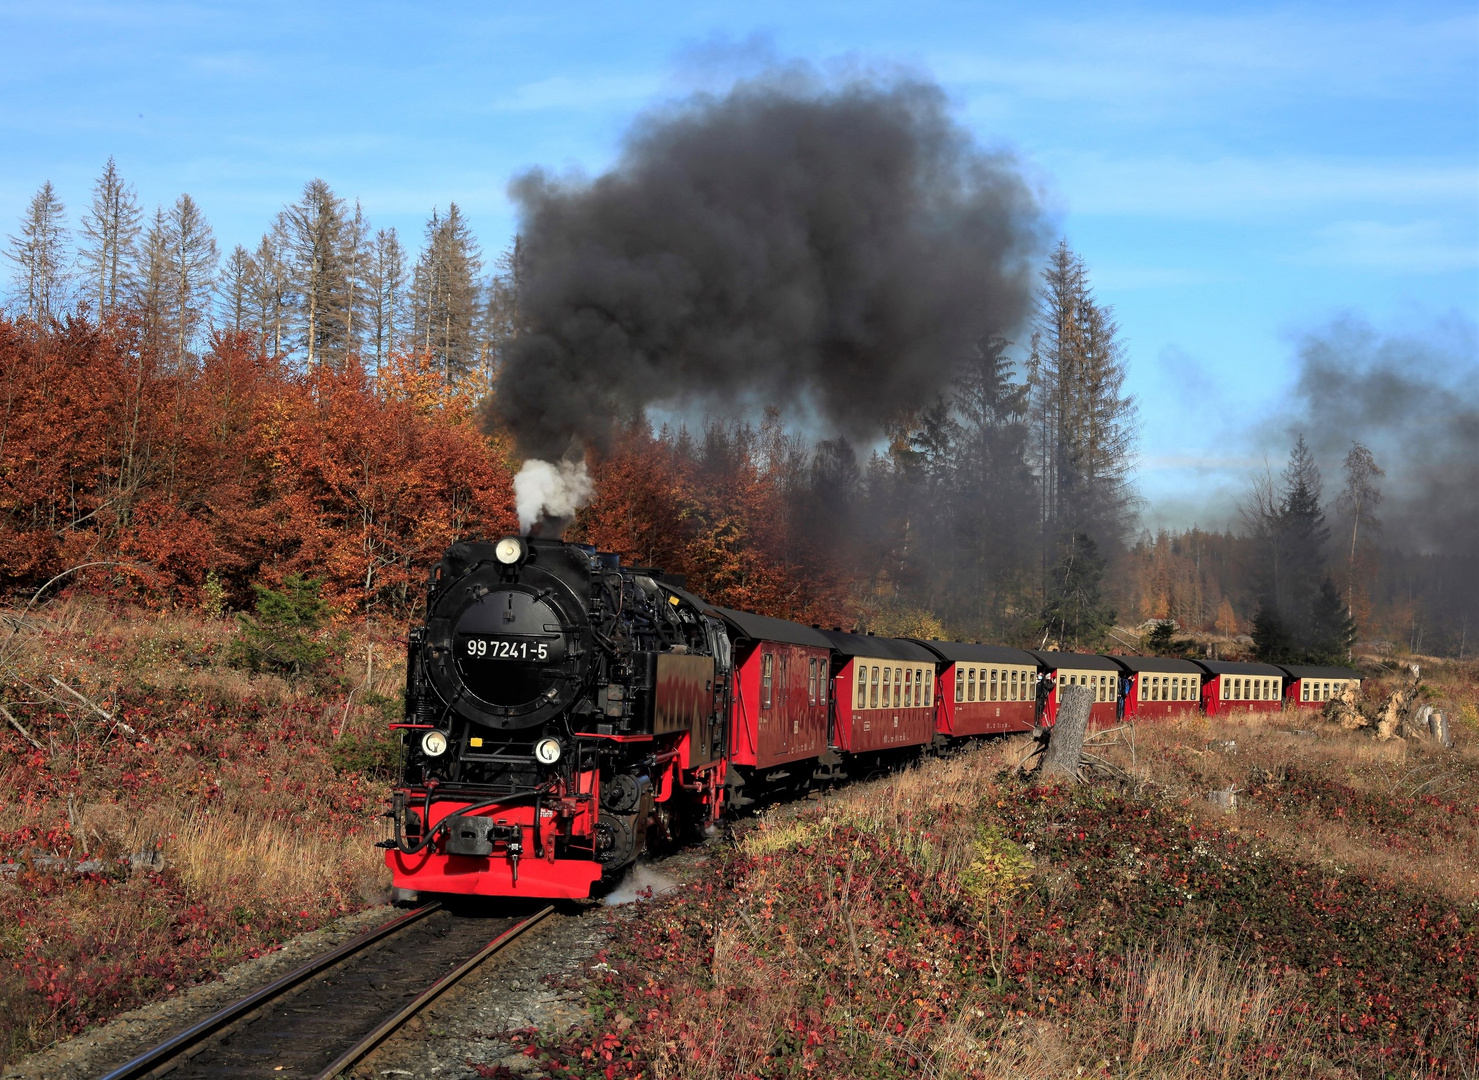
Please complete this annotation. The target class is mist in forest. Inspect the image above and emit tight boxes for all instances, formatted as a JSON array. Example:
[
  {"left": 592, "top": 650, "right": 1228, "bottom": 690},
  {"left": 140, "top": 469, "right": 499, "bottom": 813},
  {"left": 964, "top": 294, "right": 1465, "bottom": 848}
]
[{"left": 1283, "top": 313, "right": 1478, "bottom": 558}]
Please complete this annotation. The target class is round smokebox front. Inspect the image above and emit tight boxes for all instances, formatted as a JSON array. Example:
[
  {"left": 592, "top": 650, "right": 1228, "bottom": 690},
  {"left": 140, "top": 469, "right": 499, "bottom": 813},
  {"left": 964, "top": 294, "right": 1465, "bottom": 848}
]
[{"left": 454, "top": 589, "right": 570, "bottom": 711}]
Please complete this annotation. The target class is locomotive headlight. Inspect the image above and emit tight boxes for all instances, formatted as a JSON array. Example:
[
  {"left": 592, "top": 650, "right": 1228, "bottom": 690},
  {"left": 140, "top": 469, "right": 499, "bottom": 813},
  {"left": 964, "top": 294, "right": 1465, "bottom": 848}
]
[
  {"left": 533, "top": 737, "right": 562, "bottom": 765},
  {"left": 494, "top": 536, "right": 525, "bottom": 565},
  {"left": 420, "top": 730, "right": 449, "bottom": 757}
]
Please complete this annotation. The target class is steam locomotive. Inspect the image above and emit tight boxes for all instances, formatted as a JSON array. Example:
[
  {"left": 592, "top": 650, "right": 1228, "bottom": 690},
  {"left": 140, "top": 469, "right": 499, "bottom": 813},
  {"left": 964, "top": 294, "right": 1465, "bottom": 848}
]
[
  {"left": 384, "top": 537, "right": 730, "bottom": 899},
  {"left": 382, "top": 536, "right": 1360, "bottom": 901}
]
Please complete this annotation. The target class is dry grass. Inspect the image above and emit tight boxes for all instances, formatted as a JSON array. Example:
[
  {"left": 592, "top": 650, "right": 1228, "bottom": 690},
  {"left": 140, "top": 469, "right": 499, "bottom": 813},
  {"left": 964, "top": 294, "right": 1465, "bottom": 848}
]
[
  {"left": 0, "top": 597, "right": 398, "bottom": 1063},
  {"left": 1094, "top": 693, "right": 1479, "bottom": 903},
  {"left": 171, "top": 813, "right": 387, "bottom": 911},
  {"left": 1117, "top": 941, "right": 1283, "bottom": 1077}
]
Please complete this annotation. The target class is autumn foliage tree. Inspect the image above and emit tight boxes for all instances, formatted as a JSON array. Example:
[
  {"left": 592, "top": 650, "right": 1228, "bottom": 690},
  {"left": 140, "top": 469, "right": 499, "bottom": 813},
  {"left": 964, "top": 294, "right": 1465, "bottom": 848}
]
[{"left": 0, "top": 314, "right": 516, "bottom": 613}]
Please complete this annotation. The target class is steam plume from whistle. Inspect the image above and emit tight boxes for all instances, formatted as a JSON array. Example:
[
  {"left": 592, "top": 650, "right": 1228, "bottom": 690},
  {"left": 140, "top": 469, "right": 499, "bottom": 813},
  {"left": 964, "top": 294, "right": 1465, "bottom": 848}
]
[{"left": 514, "top": 458, "right": 594, "bottom": 534}]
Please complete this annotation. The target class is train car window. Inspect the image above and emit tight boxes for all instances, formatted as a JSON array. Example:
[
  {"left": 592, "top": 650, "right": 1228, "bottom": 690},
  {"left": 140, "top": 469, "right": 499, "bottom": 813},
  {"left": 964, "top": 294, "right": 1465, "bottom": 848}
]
[
  {"left": 954, "top": 667, "right": 963, "bottom": 703},
  {"left": 924, "top": 673, "right": 932, "bottom": 707},
  {"left": 894, "top": 668, "right": 903, "bottom": 707},
  {"left": 881, "top": 666, "right": 891, "bottom": 708},
  {"left": 871, "top": 666, "right": 880, "bottom": 708},
  {"left": 915, "top": 668, "right": 924, "bottom": 706},
  {"left": 1013, "top": 669, "right": 1022, "bottom": 700},
  {"left": 857, "top": 665, "right": 867, "bottom": 708},
  {"left": 808, "top": 658, "right": 817, "bottom": 706},
  {"left": 820, "top": 661, "right": 829, "bottom": 707},
  {"left": 967, "top": 667, "right": 976, "bottom": 701},
  {"left": 903, "top": 667, "right": 913, "bottom": 707},
  {"left": 1300, "top": 682, "right": 1308, "bottom": 701},
  {"left": 761, "top": 653, "right": 774, "bottom": 709}
]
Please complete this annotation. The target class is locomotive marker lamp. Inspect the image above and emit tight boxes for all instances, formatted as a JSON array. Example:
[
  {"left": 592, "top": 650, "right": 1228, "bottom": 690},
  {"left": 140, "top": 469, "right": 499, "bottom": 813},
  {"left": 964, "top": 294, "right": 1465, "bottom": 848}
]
[
  {"left": 494, "top": 536, "right": 526, "bottom": 565},
  {"left": 534, "top": 736, "right": 563, "bottom": 765},
  {"left": 421, "top": 729, "right": 449, "bottom": 757}
]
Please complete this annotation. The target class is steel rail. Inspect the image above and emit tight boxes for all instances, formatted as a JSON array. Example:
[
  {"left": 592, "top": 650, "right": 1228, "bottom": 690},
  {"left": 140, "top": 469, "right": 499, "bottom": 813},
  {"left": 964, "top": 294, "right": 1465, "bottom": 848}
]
[
  {"left": 97, "top": 903, "right": 442, "bottom": 1080},
  {"left": 314, "top": 905, "right": 555, "bottom": 1080}
]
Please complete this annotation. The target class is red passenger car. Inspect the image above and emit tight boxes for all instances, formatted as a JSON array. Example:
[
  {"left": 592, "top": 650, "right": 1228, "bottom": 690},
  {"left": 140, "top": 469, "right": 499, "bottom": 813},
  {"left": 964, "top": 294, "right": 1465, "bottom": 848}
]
[
  {"left": 715, "top": 608, "right": 831, "bottom": 781},
  {"left": 912, "top": 640, "right": 1038, "bottom": 736},
  {"left": 1110, "top": 655, "right": 1203, "bottom": 720},
  {"left": 1196, "top": 660, "right": 1284, "bottom": 715},
  {"left": 1028, "top": 651, "right": 1119, "bottom": 727},
  {"left": 1278, "top": 665, "right": 1360, "bottom": 709},
  {"left": 820, "top": 631, "right": 938, "bottom": 755}
]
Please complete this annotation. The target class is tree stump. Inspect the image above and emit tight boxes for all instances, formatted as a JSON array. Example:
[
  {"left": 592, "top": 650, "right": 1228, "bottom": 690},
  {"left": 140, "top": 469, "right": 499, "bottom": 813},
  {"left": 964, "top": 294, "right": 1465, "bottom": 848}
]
[{"left": 1042, "top": 685, "right": 1094, "bottom": 780}]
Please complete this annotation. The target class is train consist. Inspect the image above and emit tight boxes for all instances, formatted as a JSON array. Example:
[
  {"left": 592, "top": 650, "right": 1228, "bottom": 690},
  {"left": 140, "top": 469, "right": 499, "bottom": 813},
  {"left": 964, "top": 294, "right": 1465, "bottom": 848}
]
[{"left": 383, "top": 538, "right": 1359, "bottom": 901}]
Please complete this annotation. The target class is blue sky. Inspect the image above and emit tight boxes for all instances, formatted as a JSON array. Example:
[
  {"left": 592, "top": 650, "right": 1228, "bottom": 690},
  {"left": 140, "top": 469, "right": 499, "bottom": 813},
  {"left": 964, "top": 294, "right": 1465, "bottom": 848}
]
[{"left": 2, "top": 0, "right": 1475, "bottom": 530}]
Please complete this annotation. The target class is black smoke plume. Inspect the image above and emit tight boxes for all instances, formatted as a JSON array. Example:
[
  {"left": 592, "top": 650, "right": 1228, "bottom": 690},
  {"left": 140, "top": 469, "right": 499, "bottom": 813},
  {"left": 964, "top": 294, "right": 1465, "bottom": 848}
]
[
  {"left": 1287, "top": 313, "right": 1478, "bottom": 558},
  {"left": 493, "top": 70, "right": 1047, "bottom": 462}
]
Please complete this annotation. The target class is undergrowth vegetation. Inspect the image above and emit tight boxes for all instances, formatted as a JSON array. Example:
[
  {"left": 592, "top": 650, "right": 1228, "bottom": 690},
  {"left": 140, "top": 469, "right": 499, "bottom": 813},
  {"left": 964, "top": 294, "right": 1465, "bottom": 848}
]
[
  {"left": 533, "top": 667, "right": 1479, "bottom": 1079},
  {"left": 0, "top": 597, "right": 396, "bottom": 1065}
]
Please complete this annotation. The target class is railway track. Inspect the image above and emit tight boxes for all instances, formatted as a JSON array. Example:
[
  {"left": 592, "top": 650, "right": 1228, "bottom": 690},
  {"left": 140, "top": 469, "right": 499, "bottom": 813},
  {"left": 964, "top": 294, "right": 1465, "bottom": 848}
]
[{"left": 98, "top": 903, "right": 554, "bottom": 1080}]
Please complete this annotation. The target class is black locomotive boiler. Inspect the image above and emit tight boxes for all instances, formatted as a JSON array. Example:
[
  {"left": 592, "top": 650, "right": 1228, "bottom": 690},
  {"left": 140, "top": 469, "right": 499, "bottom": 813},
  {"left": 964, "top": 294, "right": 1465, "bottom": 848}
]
[{"left": 384, "top": 537, "right": 731, "bottom": 898}]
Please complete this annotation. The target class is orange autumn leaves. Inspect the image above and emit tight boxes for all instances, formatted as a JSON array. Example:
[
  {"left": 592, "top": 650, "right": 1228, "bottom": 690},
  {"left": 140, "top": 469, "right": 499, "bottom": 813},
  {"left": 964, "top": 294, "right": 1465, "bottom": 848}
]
[
  {"left": 0, "top": 316, "right": 517, "bottom": 613},
  {"left": 0, "top": 316, "right": 850, "bottom": 623}
]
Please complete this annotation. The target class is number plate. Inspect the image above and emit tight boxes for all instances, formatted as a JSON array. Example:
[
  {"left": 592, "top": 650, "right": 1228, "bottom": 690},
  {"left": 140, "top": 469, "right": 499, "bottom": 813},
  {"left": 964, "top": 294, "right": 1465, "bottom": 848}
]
[{"left": 457, "top": 635, "right": 563, "bottom": 662}]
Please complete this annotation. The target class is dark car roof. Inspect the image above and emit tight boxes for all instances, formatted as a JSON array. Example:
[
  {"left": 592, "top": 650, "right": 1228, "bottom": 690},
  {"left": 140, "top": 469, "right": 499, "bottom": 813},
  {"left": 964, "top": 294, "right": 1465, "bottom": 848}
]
[
  {"left": 1277, "top": 664, "right": 1362, "bottom": 680},
  {"left": 818, "top": 629, "right": 938, "bottom": 663},
  {"left": 1195, "top": 660, "right": 1287, "bottom": 677},
  {"left": 1027, "top": 650, "right": 1121, "bottom": 672},
  {"left": 712, "top": 608, "right": 832, "bottom": 649},
  {"left": 1108, "top": 654, "right": 1206, "bottom": 675},
  {"left": 908, "top": 640, "right": 1040, "bottom": 666}
]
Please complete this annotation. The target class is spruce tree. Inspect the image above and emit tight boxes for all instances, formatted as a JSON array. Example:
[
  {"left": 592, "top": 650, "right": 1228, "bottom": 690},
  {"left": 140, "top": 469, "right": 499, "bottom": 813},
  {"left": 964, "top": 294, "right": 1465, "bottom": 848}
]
[
  {"left": 218, "top": 245, "right": 257, "bottom": 333},
  {"left": 164, "top": 194, "right": 218, "bottom": 368},
  {"left": 365, "top": 227, "right": 408, "bottom": 370},
  {"left": 1026, "top": 241, "right": 1137, "bottom": 582},
  {"left": 1039, "top": 531, "right": 1116, "bottom": 650},
  {"left": 78, "top": 158, "right": 142, "bottom": 320},
  {"left": 6, "top": 181, "right": 69, "bottom": 323},
  {"left": 1251, "top": 600, "right": 1291, "bottom": 663},
  {"left": 281, "top": 179, "right": 356, "bottom": 368},
  {"left": 1308, "top": 577, "right": 1357, "bottom": 663},
  {"left": 411, "top": 204, "right": 482, "bottom": 385}
]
